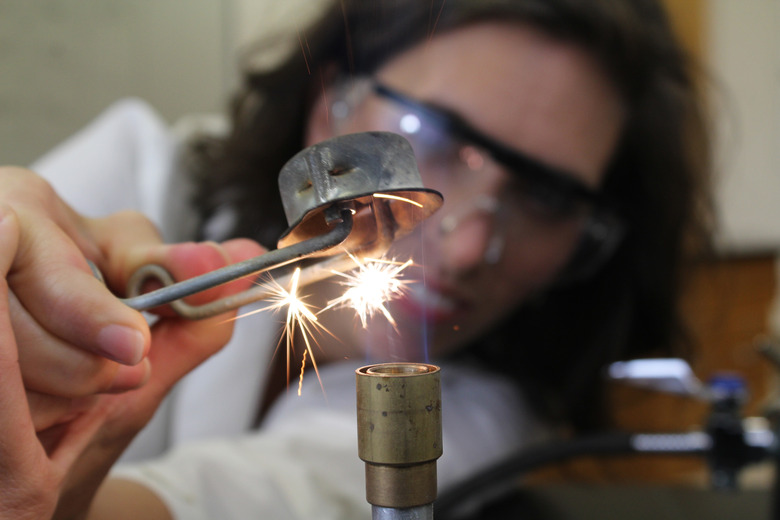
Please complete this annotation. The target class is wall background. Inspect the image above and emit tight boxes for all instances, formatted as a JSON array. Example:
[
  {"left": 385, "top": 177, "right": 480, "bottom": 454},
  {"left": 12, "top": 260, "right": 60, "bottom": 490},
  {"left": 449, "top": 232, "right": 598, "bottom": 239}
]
[
  {"left": 0, "top": 0, "right": 328, "bottom": 167},
  {"left": 706, "top": 0, "right": 780, "bottom": 252},
  {"left": 0, "top": 0, "right": 778, "bottom": 254},
  {"left": 0, "top": 1, "right": 227, "bottom": 166}
]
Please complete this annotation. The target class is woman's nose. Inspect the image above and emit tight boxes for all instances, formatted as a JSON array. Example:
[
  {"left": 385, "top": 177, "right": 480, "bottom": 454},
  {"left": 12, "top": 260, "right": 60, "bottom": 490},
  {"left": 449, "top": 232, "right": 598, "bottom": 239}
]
[{"left": 435, "top": 195, "right": 504, "bottom": 277}]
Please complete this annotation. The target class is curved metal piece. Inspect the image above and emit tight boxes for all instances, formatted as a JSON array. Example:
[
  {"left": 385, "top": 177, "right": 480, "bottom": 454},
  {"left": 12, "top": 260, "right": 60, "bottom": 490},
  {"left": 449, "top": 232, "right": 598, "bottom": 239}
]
[
  {"left": 119, "top": 132, "right": 443, "bottom": 320},
  {"left": 277, "top": 131, "right": 442, "bottom": 252}
]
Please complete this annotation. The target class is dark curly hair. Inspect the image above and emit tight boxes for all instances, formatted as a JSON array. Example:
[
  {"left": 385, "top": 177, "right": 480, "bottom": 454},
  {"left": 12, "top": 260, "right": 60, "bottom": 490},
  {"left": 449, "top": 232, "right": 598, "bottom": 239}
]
[{"left": 187, "top": 0, "right": 713, "bottom": 432}]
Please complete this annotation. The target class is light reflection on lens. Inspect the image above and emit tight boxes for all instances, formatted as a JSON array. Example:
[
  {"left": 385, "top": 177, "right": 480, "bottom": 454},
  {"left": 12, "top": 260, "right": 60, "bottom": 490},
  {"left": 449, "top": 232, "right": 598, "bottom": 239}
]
[{"left": 400, "top": 113, "right": 422, "bottom": 134}]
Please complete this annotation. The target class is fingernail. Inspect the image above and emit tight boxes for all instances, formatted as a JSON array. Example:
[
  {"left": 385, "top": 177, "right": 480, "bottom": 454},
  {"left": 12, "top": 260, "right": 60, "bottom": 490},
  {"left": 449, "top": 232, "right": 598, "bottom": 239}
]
[
  {"left": 107, "top": 359, "right": 152, "bottom": 393},
  {"left": 97, "top": 325, "right": 146, "bottom": 365}
]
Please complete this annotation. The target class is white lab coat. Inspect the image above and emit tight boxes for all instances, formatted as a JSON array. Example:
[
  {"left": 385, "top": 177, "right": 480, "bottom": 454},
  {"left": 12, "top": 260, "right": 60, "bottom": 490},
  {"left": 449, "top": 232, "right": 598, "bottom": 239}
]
[{"left": 32, "top": 99, "right": 550, "bottom": 519}]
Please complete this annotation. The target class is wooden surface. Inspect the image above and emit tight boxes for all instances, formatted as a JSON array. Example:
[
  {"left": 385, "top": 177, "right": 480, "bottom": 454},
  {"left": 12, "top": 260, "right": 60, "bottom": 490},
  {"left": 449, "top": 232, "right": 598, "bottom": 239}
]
[
  {"left": 528, "top": 253, "right": 778, "bottom": 486},
  {"left": 662, "top": 0, "right": 705, "bottom": 64}
]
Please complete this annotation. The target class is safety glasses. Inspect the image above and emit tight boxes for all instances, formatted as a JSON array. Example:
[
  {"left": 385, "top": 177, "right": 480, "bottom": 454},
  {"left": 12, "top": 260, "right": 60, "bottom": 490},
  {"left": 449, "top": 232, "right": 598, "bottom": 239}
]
[{"left": 333, "top": 78, "right": 625, "bottom": 279}]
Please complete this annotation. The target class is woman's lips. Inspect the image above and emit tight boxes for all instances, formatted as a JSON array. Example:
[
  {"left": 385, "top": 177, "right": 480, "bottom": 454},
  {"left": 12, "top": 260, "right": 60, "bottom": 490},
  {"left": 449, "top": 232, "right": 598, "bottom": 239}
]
[{"left": 396, "top": 282, "right": 468, "bottom": 323}]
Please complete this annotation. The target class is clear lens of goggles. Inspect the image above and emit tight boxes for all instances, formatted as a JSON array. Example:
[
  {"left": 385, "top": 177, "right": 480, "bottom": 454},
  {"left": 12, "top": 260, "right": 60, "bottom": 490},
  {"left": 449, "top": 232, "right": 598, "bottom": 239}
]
[{"left": 331, "top": 78, "right": 625, "bottom": 278}]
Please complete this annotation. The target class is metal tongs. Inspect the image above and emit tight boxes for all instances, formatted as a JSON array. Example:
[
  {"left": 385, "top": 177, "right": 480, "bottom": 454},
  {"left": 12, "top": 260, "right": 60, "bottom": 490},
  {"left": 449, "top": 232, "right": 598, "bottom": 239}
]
[{"left": 118, "top": 131, "right": 442, "bottom": 319}]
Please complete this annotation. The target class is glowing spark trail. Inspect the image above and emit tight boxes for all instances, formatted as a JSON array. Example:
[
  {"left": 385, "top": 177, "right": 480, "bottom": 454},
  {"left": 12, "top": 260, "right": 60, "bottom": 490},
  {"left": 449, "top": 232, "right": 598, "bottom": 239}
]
[
  {"left": 324, "top": 254, "right": 413, "bottom": 330},
  {"left": 373, "top": 192, "right": 424, "bottom": 208}
]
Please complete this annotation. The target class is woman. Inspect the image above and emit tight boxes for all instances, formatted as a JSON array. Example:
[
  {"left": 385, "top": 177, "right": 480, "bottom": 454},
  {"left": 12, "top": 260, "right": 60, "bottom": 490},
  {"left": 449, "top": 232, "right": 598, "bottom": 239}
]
[
  {"left": 190, "top": 0, "right": 712, "bottom": 431},
  {"left": 0, "top": 0, "right": 711, "bottom": 518}
]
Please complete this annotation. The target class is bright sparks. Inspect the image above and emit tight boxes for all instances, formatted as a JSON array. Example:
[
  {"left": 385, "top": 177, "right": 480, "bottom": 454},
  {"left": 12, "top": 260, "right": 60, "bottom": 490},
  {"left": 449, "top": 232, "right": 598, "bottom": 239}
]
[
  {"left": 324, "top": 254, "right": 413, "bottom": 329},
  {"left": 270, "top": 268, "right": 327, "bottom": 395},
  {"left": 229, "top": 267, "right": 329, "bottom": 396},
  {"left": 226, "top": 255, "right": 414, "bottom": 394}
]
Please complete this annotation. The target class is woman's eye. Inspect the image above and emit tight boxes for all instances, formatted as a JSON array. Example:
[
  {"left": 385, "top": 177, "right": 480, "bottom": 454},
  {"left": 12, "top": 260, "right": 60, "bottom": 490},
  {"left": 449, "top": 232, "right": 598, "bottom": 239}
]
[
  {"left": 416, "top": 125, "right": 454, "bottom": 153},
  {"left": 401, "top": 122, "right": 459, "bottom": 162},
  {"left": 509, "top": 180, "right": 582, "bottom": 222}
]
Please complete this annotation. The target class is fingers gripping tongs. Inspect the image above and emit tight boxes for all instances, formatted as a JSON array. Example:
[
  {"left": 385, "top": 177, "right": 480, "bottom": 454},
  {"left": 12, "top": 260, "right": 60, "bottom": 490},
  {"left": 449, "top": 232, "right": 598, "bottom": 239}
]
[{"left": 116, "top": 132, "right": 442, "bottom": 320}]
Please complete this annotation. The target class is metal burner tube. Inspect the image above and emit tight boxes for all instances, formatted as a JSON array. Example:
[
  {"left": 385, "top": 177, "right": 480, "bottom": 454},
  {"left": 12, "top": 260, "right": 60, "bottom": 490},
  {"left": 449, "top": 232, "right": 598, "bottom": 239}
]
[
  {"left": 356, "top": 363, "right": 442, "bottom": 520},
  {"left": 372, "top": 505, "right": 433, "bottom": 520}
]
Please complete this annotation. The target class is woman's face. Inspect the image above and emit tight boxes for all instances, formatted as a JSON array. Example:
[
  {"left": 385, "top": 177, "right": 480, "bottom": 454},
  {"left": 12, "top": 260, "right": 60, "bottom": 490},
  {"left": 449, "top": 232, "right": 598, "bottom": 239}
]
[{"left": 305, "top": 21, "right": 625, "bottom": 362}]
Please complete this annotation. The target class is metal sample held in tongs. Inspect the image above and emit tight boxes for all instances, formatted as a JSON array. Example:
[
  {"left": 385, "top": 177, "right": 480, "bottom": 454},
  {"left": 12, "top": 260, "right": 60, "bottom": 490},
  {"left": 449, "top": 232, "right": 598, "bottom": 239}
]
[{"left": 120, "top": 131, "right": 442, "bottom": 319}]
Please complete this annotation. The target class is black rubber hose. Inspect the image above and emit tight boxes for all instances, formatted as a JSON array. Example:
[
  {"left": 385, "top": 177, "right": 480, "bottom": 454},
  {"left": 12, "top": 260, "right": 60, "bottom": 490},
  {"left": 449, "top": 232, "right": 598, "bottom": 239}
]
[{"left": 435, "top": 432, "right": 648, "bottom": 518}]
